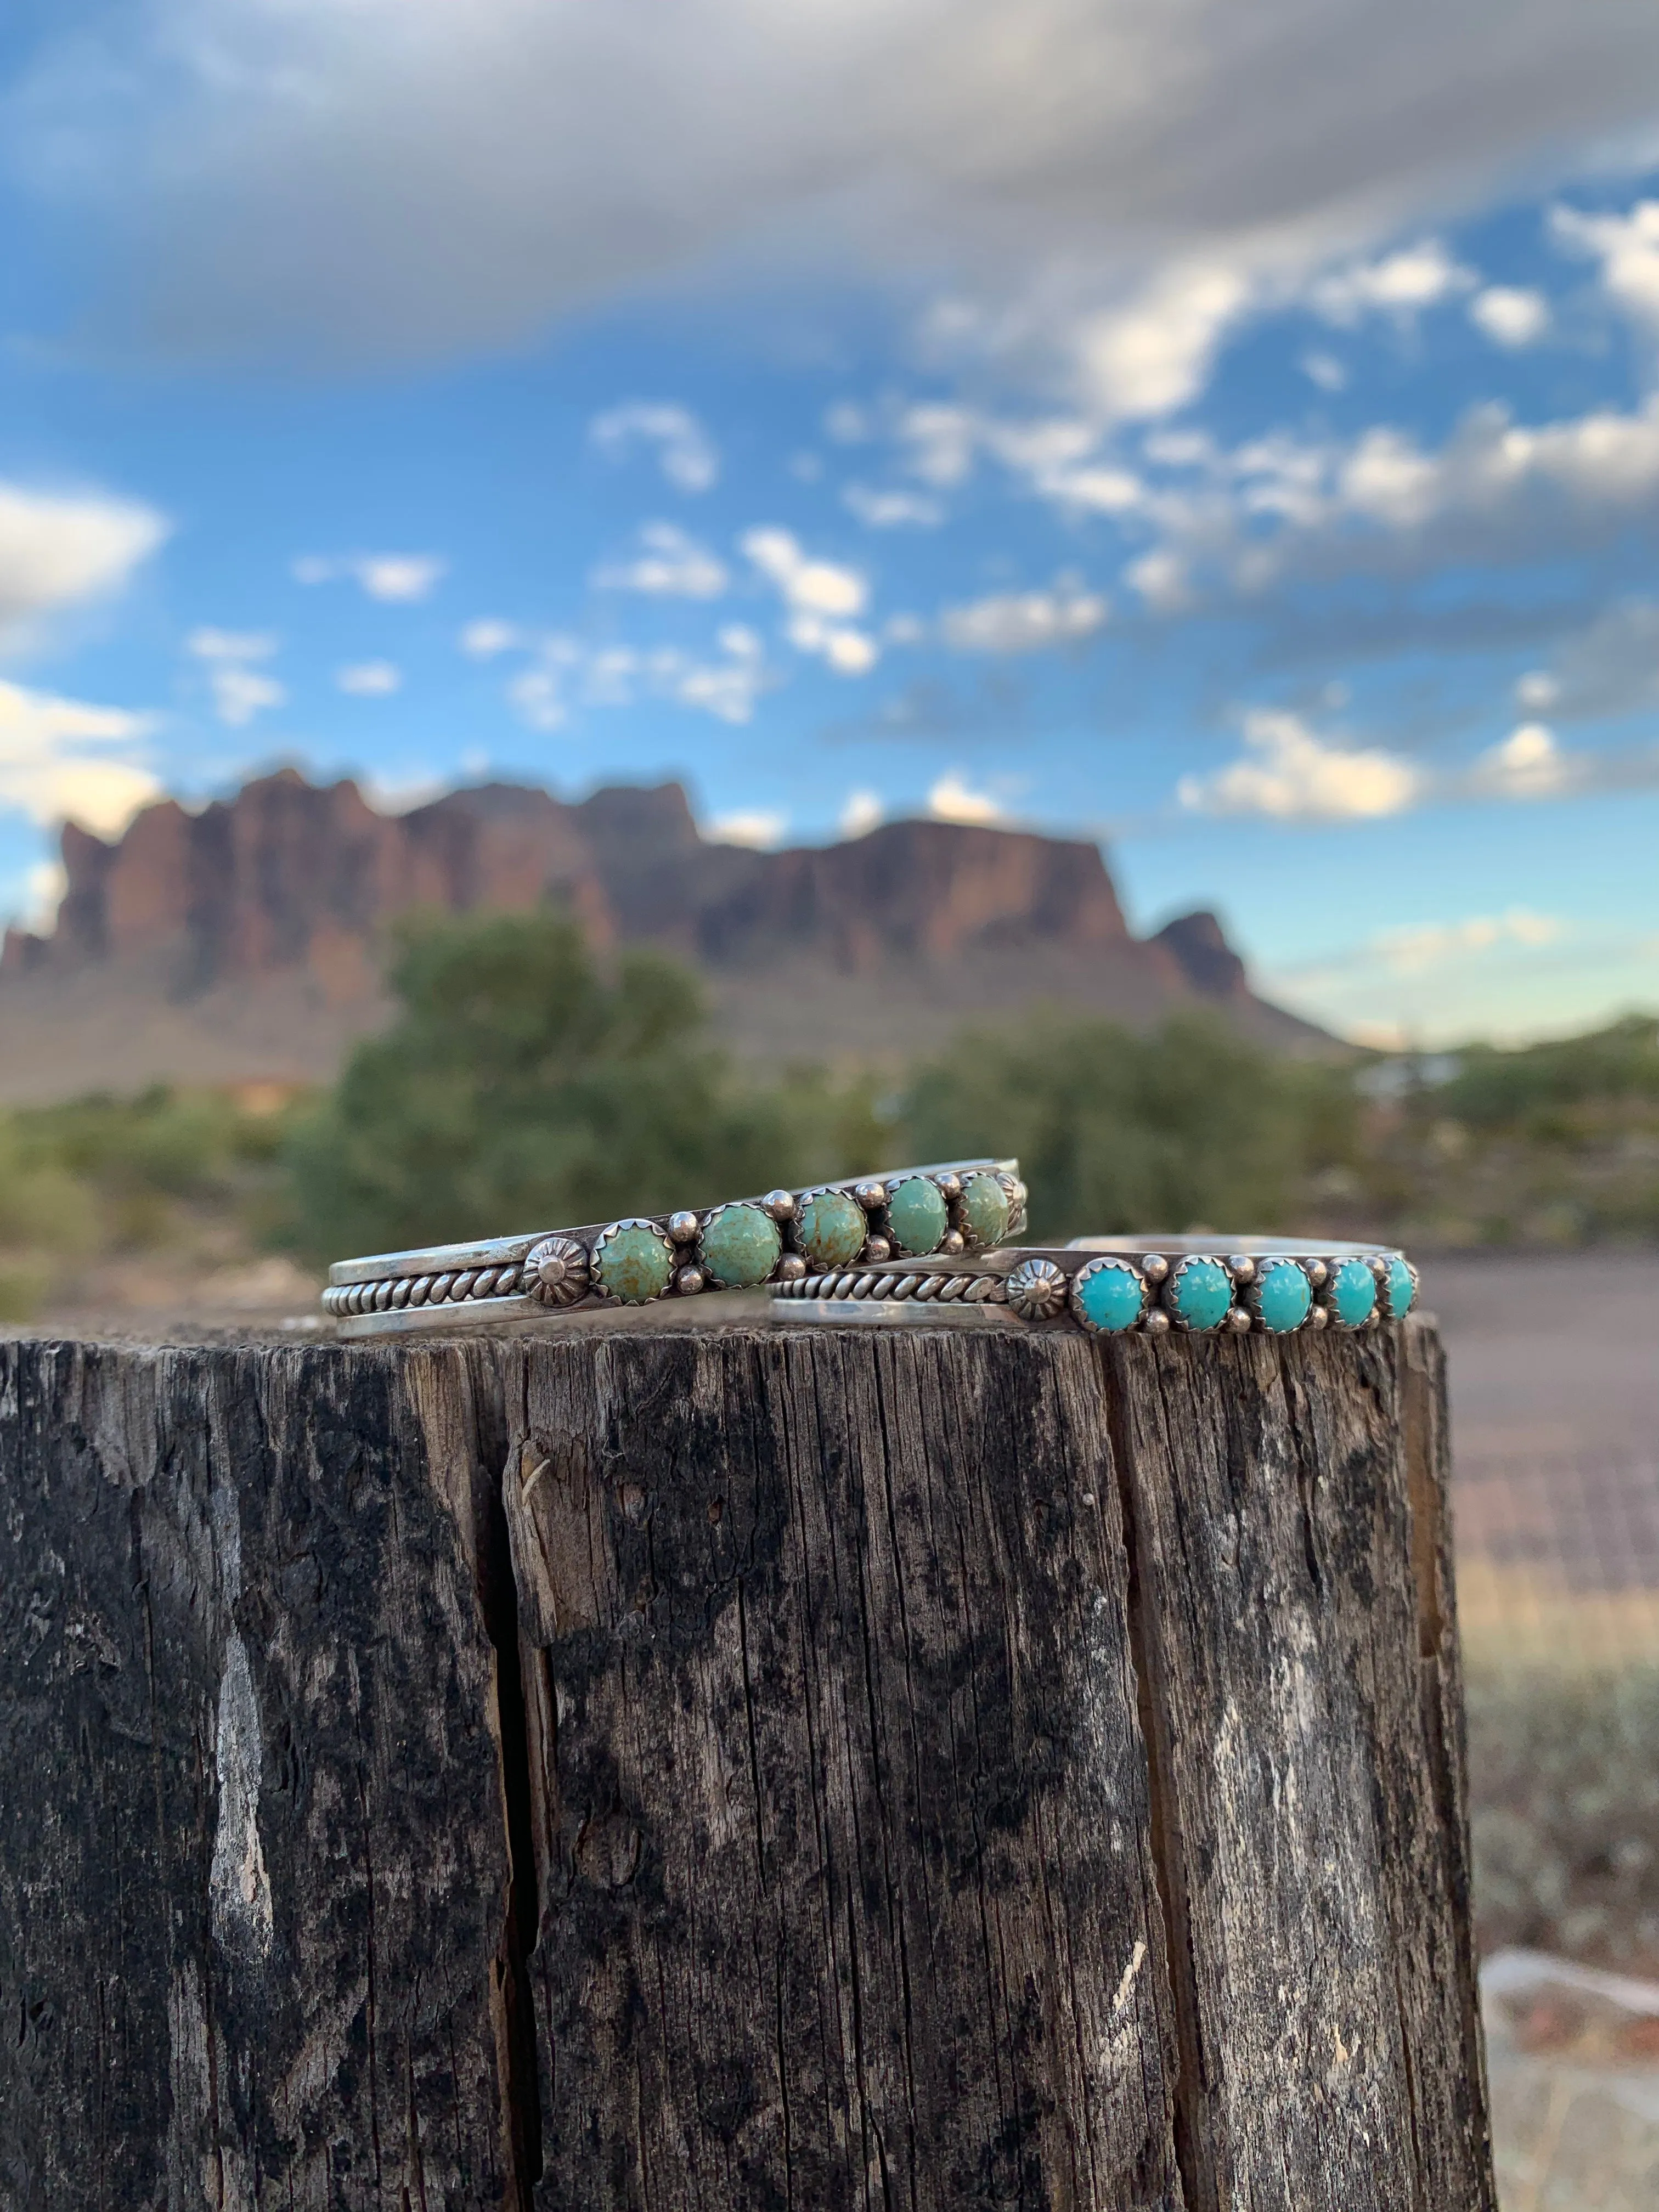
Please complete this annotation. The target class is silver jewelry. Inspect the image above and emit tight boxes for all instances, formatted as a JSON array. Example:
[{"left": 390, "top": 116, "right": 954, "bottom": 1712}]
[
  {"left": 770, "top": 1238, "right": 1418, "bottom": 1336},
  {"left": 324, "top": 1158, "right": 1023, "bottom": 1336}
]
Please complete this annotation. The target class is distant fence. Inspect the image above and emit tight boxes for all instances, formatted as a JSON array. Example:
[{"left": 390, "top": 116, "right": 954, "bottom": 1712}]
[{"left": 1455, "top": 1450, "right": 1659, "bottom": 1671}]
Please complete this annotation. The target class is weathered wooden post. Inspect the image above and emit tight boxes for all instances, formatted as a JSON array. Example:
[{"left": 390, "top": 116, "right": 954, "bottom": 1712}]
[{"left": 0, "top": 1316, "right": 1494, "bottom": 2208}]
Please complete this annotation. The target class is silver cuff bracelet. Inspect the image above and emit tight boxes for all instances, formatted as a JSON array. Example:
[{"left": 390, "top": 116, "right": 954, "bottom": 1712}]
[
  {"left": 323, "top": 1158, "right": 1025, "bottom": 1336},
  {"left": 768, "top": 1237, "right": 1419, "bottom": 1336}
]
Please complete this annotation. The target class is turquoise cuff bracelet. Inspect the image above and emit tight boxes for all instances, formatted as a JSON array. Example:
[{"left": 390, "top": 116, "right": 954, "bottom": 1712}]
[
  {"left": 323, "top": 1158, "right": 1025, "bottom": 1336},
  {"left": 768, "top": 1238, "right": 1418, "bottom": 1335}
]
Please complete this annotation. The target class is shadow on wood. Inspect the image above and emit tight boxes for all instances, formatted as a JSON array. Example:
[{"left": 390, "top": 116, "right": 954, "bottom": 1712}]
[{"left": 0, "top": 1317, "right": 1494, "bottom": 2209}]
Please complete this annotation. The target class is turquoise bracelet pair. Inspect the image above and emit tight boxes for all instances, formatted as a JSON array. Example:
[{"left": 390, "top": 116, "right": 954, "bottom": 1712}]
[{"left": 766, "top": 1238, "right": 1419, "bottom": 1336}]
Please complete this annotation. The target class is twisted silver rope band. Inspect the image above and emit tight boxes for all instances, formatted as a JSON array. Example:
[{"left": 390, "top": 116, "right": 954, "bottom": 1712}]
[{"left": 772, "top": 1269, "right": 1007, "bottom": 1305}]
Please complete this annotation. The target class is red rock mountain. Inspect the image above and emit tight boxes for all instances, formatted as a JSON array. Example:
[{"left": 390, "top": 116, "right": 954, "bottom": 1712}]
[{"left": 0, "top": 771, "right": 1324, "bottom": 1100}]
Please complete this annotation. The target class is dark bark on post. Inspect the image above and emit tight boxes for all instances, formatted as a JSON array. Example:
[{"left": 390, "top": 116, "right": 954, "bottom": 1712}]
[{"left": 0, "top": 1317, "right": 1494, "bottom": 2210}]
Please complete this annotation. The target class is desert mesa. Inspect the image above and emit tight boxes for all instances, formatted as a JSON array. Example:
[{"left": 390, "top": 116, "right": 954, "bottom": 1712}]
[{"left": 0, "top": 770, "right": 1325, "bottom": 1103}]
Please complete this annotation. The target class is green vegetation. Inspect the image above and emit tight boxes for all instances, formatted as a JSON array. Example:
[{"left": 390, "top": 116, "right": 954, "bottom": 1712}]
[
  {"left": 283, "top": 912, "right": 883, "bottom": 1260},
  {"left": 0, "top": 1084, "right": 295, "bottom": 1319},
  {"left": 1371, "top": 1014, "right": 1659, "bottom": 1244},
  {"left": 905, "top": 1011, "right": 1363, "bottom": 1241},
  {"left": 2, "top": 921, "right": 1655, "bottom": 1321}
]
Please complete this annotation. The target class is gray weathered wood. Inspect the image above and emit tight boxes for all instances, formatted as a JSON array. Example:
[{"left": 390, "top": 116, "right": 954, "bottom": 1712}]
[{"left": 0, "top": 1315, "right": 1493, "bottom": 2210}]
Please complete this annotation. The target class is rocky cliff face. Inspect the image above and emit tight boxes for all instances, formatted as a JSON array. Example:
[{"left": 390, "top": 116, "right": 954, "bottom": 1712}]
[{"left": 0, "top": 771, "right": 1324, "bottom": 1099}]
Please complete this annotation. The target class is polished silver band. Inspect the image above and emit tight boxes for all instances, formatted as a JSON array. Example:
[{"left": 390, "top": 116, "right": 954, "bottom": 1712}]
[
  {"left": 324, "top": 1158, "right": 1025, "bottom": 1336},
  {"left": 769, "top": 1237, "right": 1418, "bottom": 1336}
]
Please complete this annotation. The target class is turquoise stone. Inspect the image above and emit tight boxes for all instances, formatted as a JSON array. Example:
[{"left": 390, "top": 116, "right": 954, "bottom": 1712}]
[
  {"left": 595, "top": 1221, "right": 674, "bottom": 1304},
  {"left": 1329, "top": 1258, "right": 1378, "bottom": 1328},
  {"left": 1386, "top": 1256, "right": 1416, "bottom": 1318},
  {"left": 960, "top": 1172, "right": 1011, "bottom": 1249},
  {"left": 1171, "top": 1256, "right": 1233, "bottom": 1332},
  {"left": 698, "top": 1203, "right": 782, "bottom": 1287},
  {"left": 1070, "top": 1259, "right": 1144, "bottom": 1334},
  {"left": 885, "top": 1175, "right": 948, "bottom": 1256},
  {"left": 797, "top": 1188, "right": 867, "bottom": 1267},
  {"left": 1255, "top": 1260, "right": 1311, "bottom": 1334}
]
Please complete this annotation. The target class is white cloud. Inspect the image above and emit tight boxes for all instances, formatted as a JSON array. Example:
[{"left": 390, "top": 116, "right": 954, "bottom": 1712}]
[
  {"left": 460, "top": 618, "right": 521, "bottom": 658},
  {"left": 1471, "top": 721, "right": 1570, "bottom": 798},
  {"left": 185, "top": 627, "right": 285, "bottom": 726},
  {"left": 927, "top": 771, "right": 1006, "bottom": 826},
  {"left": 742, "top": 527, "right": 877, "bottom": 674},
  {"left": 594, "top": 521, "right": 727, "bottom": 597},
  {"left": 590, "top": 403, "right": 719, "bottom": 492},
  {"left": 842, "top": 484, "right": 944, "bottom": 528},
  {"left": 186, "top": 627, "right": 277, "bottom": 662},
  {"left": 709, "top": 808, "right": 788, "bottom": 849},
  {"left": 939, "top": 584, "right": 1108, "bottom": 654},
  {"left": 1470, "top": 285, "right": 1550, "bottom": 347},
  {"left": 0, "top": 678, "right": 159, "bottom": 834},
  {"left": 839, "top": 788, "right": 883, "bottom": 837},
  {"left": 1179, "top": 709, "right": 1425, "bottom": 821},
  {"left": 825, "top": 403, "right": 870, "bottom": 444},
  {"left": 294, "top": 553, "right": 446, "bottom": 601},
  {"left": 21, "top": 857, "right": 67, "bottom": 932},
  {"left": 1551, "top": 199, "right": 1659, "bottom": 336},
  {"left": 1070, "top": 263, "right": 1254, "bottom": 420},
  {"left": 1372, "top": 909, "right": 1563, "bottom": 974},
  {"left": 1515, "top": 669, "right": 1560, "bottom": 710},
  {"left": 506, "top": 622, "right": 770, "bottom": 730},
  {"left": 207, "top": 666, "right": 286, "bottom": 727},
  {"left": 1312, "top": 240, "right": 1475, "bottom": 325},
  {"left": 0, "top": 482, "right": 167, "bottom": 646},
  {"left": 1301, "top": 351, "right": 1347, "bottom": 391},
  {"left": 337, "top": 659, "right": 402, "bottom": 695},
  {"left": 1123, "top": 549, "right": 1192, "bottom": 612}
]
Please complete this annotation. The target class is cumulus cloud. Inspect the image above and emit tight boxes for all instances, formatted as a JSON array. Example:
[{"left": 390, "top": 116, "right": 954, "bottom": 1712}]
[
  {"left": 0, "top": 678, "right": 159, "bottom": 834},
  {"left": 1551, "top": 199, "right": 1659, "bottom": 336},
  {"left": 21, "top": 0, "right": 1659, "bottom": 377},
  {"left": 1179, "top": 709, "right": 1425, "bottom": 821},
  {"left": 1311, "top": 240, "right": 1475, "bottom": 325},
  {"left": 294, "top": 552, "right": 446, "bottom": 601},
  {"left": 1471, "top": 721, "right": 1569, "bottom": 797},
  {"left": 186, "top": 626, "right": 286, "bottom": 726},
  {"left": 593, "top": 521, "right": 727, "bottom": 597},
  {"left": 939, "top": 583, "right": 1108, "bottom": 653},
  {"left": 0, "top": 482, "right": 167, "bottom": 647},
  {"left": 927, "top": 771, "right": 1007, "bottom": 826},
  {"left": 840, "top": 788, "right": 883, "bottom": 837},
  {"left": 337, "top": 659, "right": 402, "bottom": 695},
  {"left": 708, "top": 808, "right": 788, "bottom": 849},
  {"left": 742, "top": 527, "right": 877, "bottom": 674},
  {"left": 591, "top": 404, "right": 719, "bottom": 492},
  {"left": 1470, "top": 285, "right": 1551, "bottom": 346},
  {"left": 843, "top": 484, "right": 944, "bottom": 528},
  {"left": 459, "top": 617, "right": 521, "bottom": 658},
  {"left": 507, "top": 623, "right": 769, "bottom": 729}
]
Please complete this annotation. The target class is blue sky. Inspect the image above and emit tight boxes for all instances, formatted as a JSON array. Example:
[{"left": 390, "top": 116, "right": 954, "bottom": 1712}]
[{"left": 3, "top": 0, "right": 1659, "bottom": 1045}]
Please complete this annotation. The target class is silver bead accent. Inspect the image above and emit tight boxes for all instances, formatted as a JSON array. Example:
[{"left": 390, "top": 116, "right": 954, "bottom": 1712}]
[
  {"left": 525, "top": 1235, "right": 592, "bottom": 1308},
  {"left": 1306, "top": 1260, "right": 1328, "bottom": 1289},
  {"left": 1226, "top": 1306, "right": 1254, "bottom": 1333},
  {"left": 862, "top": 1234, "right": 892, "bottom": 1265},
  {"left": 675, "top": 1266, "right": 707, "bottom": 1296},
  {"left": 775, "top": 1253, "right": 807, "bottom": 1283},
  {"left": 1144, "top": 1307, "right": 1172, "bottom": 1335},
  {"left": 1005, "top": 1256, "right": 1069, "bottom": 1323},
  {"left": 1309, "top": 1302, "right": 1330, "bottom": 1329},
  {"left": 1142, "top": 1253, "right": 1169, "bottom": 1283},
  {"left": 935, "top": 1171, "right": 963, "bottom": 1201},
  {"left": 667, "top": 1210, "right": 702, "bottom": 1245},
  {"left": 1227, "top": 1255, "right": 1256, "bottom": 1285},
  {"left": 854, "top": 1180, "right": 888, "bottom": 1211},
  {"left": 940, "top": 1229, "right": 965, "bottom": 1256},
  {"left": 762, "top": 1188, "right": 797, "bottom": 1221},
  {"left": 1370, "top": 1256, "right": 1389, "bottom": 1279}
]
